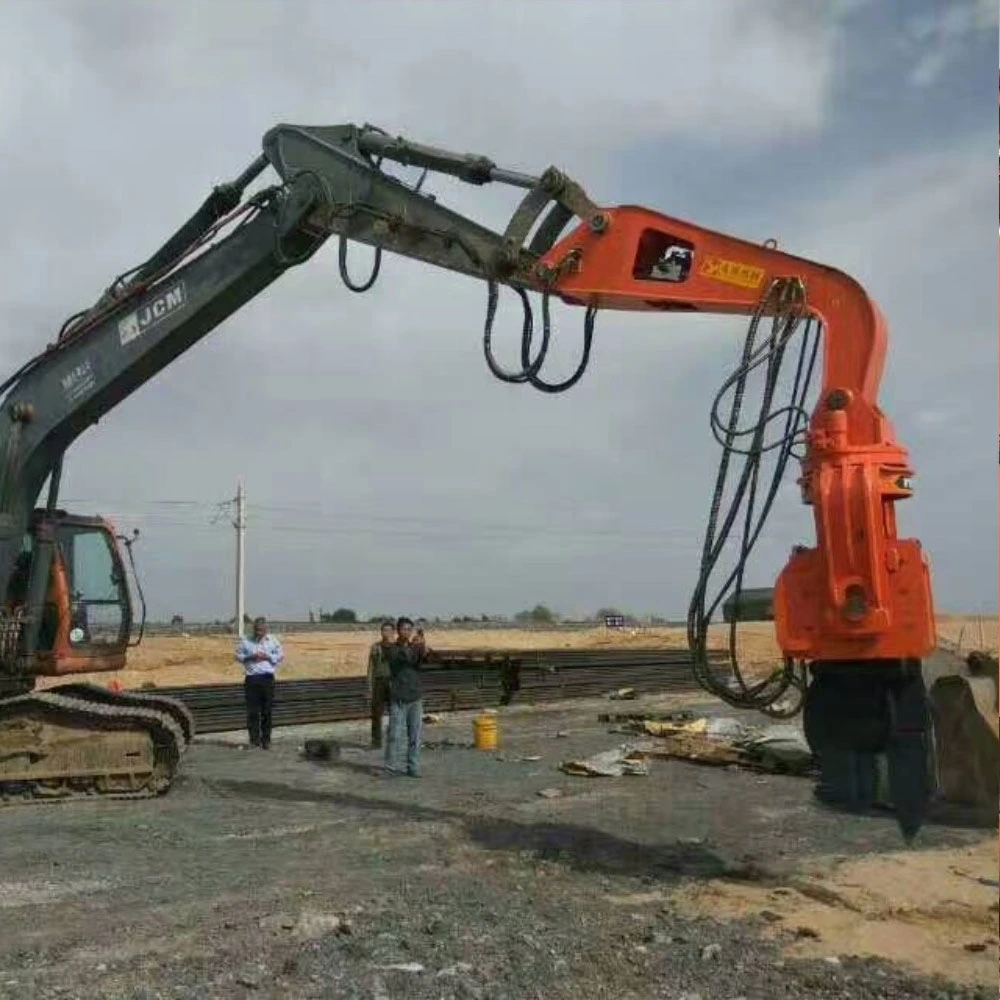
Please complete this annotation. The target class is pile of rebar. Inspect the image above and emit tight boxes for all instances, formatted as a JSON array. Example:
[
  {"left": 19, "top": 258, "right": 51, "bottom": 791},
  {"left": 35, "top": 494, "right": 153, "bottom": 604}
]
[{"left": 140, "top": 647, "right": 724, "bottom": 734}]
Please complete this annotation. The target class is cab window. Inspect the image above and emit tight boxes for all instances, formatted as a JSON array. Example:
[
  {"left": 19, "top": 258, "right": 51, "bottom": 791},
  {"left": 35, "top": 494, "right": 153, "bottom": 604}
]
[{"left": 57, "top": 525, "right": 130, "bottom": 647}]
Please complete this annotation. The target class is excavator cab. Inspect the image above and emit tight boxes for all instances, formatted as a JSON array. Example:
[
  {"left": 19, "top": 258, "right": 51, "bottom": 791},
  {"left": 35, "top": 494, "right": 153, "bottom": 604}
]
[
  {"left": 8, "top": 511, "right": 139, "bottom": 677},
  {"left": 0, "top": 511, "right": 192, "bottom": 803}
]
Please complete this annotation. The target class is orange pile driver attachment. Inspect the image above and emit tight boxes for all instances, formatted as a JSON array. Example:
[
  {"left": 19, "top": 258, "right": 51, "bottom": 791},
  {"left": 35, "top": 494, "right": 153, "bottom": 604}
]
[
  {"left": 533, "top": 204, "right": 936, "bottom": 662},
  {"left": 536, "top": 206, "right": 936, "bottom": 837}
]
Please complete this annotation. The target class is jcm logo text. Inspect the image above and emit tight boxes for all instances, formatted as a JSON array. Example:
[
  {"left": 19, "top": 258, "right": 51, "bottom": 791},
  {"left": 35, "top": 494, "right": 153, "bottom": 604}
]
[{"left": 119, "top": 282, "right": 187, "bottom": 347}]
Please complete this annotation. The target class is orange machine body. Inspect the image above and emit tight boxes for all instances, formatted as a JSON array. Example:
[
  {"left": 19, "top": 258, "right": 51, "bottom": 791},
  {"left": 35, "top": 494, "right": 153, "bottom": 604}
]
[{"left": 538, "top": 205, "right": 937, "bottom": 663}]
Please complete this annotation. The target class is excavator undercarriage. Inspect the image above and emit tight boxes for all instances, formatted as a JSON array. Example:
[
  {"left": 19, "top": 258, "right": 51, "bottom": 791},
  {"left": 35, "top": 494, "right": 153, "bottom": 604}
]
[{"left": 0, "top": 685, "right": 192, "bottom": 803}]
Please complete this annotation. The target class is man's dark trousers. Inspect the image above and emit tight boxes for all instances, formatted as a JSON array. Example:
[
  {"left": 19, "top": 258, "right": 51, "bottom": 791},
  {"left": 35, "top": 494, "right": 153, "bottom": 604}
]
[
  {"left": 245, "top": 674, "right": 275, "bottom": 747},
  {"left": 370, "top": 676, "right": 391, "bottom": 748}
]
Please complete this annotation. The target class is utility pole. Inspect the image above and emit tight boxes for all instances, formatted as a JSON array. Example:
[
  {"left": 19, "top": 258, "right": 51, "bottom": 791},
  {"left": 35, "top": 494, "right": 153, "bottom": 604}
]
[{"left": 235, "top": 479, "right": 246, "bottom": 639}]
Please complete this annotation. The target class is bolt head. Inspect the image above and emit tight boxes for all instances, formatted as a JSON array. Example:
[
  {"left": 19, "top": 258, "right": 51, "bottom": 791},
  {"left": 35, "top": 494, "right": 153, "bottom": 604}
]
[
  {"left": 843, "top": 584, "right": 868, "bottom": 622},
  {"left": 589, "top": 213, "right": 609, "bottom": 234},
  {"left": 825, "top": 389, "right": 850, "bottom": 411}
]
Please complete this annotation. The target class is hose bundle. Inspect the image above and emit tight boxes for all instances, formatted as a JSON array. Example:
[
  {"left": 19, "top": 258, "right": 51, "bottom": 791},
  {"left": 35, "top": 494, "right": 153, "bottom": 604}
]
[
  {"left": 686, "top": 277, "right": 820, "bottom": 717},
  {"left": 482, "top": 283, "right": 596, "bottom": 393}
]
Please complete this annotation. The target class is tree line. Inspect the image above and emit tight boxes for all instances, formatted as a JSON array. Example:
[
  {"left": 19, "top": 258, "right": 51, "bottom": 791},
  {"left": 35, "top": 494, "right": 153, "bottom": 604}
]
[
  {"left": 168, "top": 605, "right": 667, "bottom": 628},
  {"left": 302, "top": 604, "right": 659, "bottom": 625}
]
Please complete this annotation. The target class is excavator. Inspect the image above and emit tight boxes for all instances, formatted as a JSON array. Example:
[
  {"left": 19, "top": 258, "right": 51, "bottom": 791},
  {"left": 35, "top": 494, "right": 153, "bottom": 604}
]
[{"left": 0, "top": 121, "right": 960, "bottom": 839}]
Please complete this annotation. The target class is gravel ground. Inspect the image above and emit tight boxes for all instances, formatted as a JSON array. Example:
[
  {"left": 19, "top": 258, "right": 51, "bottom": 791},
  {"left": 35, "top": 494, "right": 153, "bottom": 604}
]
[{"left": 0, "top": 692, "right": 993, "bottom": 1000}]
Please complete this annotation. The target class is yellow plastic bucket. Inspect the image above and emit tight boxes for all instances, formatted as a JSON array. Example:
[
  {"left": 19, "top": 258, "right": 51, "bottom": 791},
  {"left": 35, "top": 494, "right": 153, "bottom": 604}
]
[{"left": 473, "top": 712, "right": 498, "bottom": 751}]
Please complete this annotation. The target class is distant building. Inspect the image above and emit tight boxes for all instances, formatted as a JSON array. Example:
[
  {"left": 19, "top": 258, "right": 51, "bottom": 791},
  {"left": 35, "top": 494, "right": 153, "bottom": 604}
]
[{"left": 722, "top": 588, "right": 775, "bottom": 623}]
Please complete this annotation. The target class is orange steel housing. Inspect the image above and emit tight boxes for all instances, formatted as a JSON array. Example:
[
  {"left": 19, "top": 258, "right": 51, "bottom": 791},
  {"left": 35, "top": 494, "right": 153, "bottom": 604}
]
[{"left": 539, "top": 206, "right": 937, "bottom": 662}]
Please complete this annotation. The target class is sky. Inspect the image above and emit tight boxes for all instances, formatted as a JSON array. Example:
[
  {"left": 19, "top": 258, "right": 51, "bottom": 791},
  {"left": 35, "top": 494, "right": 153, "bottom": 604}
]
[{"left": 0, "top": 0, "right": 995, "bottom": 623}]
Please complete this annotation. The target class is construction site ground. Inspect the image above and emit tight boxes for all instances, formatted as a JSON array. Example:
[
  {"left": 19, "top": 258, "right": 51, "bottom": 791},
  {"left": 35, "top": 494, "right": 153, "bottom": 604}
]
[{"left": 0, "top": 688, "right": 995, "bottom": 1000}]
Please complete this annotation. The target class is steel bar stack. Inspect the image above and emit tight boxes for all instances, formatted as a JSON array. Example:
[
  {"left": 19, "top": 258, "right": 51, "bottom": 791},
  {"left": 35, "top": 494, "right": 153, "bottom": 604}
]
[{"left": 139, "top": 647, "right": 727, "bottom": 734}]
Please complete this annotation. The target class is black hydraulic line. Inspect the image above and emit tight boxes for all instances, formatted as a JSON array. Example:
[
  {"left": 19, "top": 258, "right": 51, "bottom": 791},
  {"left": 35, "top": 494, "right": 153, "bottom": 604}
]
[
  {"left": 482, "top": 282, "right": 551, "bottom": 383},
  {"left": 521, "top": 294, "right": 597, "bottom": 393},
  {"left": 687, "top": 278, "right": 817, "bottom": 716},
  {"left": 119, "top": 530, "right": 146, "bottom": 647},
  {"left": 338, "top": 234, "right": 382, "bottom": 292},
  {"left": 134, "top": 154, "right": 269, "bottom": 284}
]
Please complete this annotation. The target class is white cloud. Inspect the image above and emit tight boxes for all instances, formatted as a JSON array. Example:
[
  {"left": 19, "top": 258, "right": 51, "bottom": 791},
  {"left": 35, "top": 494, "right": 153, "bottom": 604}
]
[
  {"left": 0, "top": 2, "right": 842, "bottom": 175},
  {"left": 903, "top": 0, "right": 998, "bottom": 86},
  {"left": 780, "top": 136, "right": 994, "bottom": 375}
]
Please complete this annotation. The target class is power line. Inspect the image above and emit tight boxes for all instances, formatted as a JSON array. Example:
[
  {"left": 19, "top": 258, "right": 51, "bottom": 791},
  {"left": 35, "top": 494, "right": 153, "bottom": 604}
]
[
  {"left": 59, "top": 496, "right": 744, "bottom": 542},
  {"left": 81, "top": 513, "right": 715, "bottom": 548}
]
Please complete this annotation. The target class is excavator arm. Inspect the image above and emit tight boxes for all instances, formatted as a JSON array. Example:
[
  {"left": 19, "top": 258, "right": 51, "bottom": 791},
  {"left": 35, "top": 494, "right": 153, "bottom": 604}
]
[{"left": 0, "top": 123, "right": 936, "bottom": 833}]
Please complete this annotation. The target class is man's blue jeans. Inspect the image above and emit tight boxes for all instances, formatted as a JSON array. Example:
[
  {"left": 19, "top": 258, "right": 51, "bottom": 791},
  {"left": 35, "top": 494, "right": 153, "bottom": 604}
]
[{"left": 385, "top": 698, "right": 422, "bottom": 774}]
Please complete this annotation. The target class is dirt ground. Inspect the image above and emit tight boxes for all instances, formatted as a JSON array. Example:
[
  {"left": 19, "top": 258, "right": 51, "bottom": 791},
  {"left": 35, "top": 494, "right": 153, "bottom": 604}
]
[
  {"left": 39, "top": 614, "right": 997, "bottom": 691},
  {"left": 0, "top": 690, "right": 995, "bottom": 1000}
]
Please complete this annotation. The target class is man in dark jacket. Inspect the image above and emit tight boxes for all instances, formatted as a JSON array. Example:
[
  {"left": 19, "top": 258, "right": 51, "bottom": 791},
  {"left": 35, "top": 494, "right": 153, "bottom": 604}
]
[
  {"left": 383, "top": 616, "right": 426, "bottom": 776},
  {"left": 366, "top": 620, "right": 395, "bottom": 749}
]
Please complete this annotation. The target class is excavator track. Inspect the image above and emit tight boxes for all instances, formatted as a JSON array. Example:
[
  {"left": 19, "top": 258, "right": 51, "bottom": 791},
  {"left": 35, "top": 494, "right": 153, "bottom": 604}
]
[
  {"left": 0, "top": 689, "right": 186, "bottom": 804},
  {"left": 51, "top": 682, "right": 196, "bottom": 746}
]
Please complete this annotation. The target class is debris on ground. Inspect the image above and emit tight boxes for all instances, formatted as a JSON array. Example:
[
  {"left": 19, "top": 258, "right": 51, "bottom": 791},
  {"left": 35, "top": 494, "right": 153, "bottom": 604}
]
[
  {"left": 422, "top": 713, "right": 442, "bottom": 724},
  {"left": 608, "top": 714, "right": 814, "bottom": 776},
  {"left": 608, "top": 687, "right": 637, "bottom": 700},
  {"left": 598, "top": 710, "right": 696, "bottom": 724},
  {"left": 421, "top": 738, "right": 475, "bottom": 750},
  {"left": 536, "top": 787, "right": 564, "bottom": 798},
  {"left": 295, "top": 912, "right": 351, "bottom": 940},
  {"left": 560, "top": 744, "right": 650, "bottom": 777},
  {"left": 236, "top": 966, "right": 265, "bottom": 989},
  {"left": 635, "top": 722, "right": 745, "bottom": 768},
  {"left": 301, "top": 739, "right": 340, "bottom": 761},
  {"left": 436, "top": 962, "right": 474, "bottom": 978},
  {"left": 743, "top": 725, "right": 813, "bottom": 774}
]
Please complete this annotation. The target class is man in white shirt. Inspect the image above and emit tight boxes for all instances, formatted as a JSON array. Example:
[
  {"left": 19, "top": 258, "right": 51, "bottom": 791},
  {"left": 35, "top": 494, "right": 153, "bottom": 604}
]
[{"left": 235, "top": 616, "right": 284, "bottom": 749}]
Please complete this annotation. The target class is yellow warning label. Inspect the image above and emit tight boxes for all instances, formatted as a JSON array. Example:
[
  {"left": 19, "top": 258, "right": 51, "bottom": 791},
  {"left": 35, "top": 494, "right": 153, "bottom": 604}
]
[{"left": 698, "top": 255, "right": 766, "bottom": 290}]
